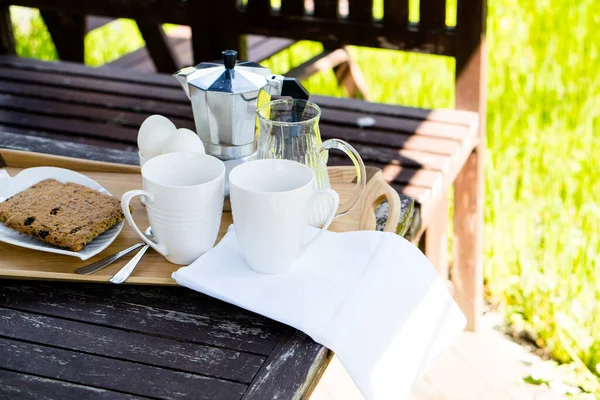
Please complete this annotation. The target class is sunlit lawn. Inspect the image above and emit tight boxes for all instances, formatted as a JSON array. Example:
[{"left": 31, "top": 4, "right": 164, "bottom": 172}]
[{"left": 9, "top": 1, "right": 600, "bottom": 394}]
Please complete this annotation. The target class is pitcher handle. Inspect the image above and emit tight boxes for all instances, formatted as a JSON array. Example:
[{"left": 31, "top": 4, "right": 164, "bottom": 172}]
[
  {"left": 303, "top": 189, "right": 339, "bottom": 251},
  {"left": 320, "top": 139, "right": 367, "bottom": 218}
]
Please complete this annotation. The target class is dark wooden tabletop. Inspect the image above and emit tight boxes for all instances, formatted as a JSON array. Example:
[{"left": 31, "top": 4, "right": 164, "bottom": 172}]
[
  {"left": 0, "top": 55, "right": 421, "bottom": 399},
  {"left": 0, "top": 140, "right": 332, "bottom": 400},
  {"left": 0, "top": 282, "right": 332, "bottom": 399}
]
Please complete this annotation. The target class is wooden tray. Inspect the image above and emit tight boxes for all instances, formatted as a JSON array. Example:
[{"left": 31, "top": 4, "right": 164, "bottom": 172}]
[{"left": 0, "top": 149, "right": 401, "bottom": 285}]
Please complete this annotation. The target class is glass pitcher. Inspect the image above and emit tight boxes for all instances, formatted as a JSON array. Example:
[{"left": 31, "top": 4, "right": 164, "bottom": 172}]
[{"left": 256, "top": 99, "right": 366, "bottom": 226}]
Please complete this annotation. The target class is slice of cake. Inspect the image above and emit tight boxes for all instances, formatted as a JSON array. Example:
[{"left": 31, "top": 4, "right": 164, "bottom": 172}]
[{"left": 0, "top": 179, "right": 124, "bottom": 251}]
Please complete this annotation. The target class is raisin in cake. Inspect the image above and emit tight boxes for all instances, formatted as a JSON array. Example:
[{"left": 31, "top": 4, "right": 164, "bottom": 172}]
[{"left": 0, "top": 179, "right": 124, "bottom": 251}]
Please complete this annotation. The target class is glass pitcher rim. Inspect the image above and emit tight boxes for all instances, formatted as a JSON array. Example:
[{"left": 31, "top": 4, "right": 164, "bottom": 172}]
[{"left": 255, "top": 99, "right": 321, "bottom": 126}]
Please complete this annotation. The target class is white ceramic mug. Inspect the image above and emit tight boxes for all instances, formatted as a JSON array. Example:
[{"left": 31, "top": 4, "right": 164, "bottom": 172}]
[
  {"left": 121, "top": 152, "right": 225, "bottom": 265},
  {"left": 138, "top": 151, "right": 150, "bottom": 167},
  {"left": 229, "top": 159, "right": 340, "bottom": 274}
]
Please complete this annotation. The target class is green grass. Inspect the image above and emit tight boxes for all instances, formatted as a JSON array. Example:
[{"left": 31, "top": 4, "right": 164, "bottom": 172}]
[{"left": 9, "top": 3, "right": 600, "bottom": 393}]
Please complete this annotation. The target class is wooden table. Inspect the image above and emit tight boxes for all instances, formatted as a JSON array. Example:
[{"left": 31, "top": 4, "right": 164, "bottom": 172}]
[
  {"left": 0, "top": 141, "right": 412, "bottom": 400},
  {"left": 0, "top": 57, "right": 416, "bottom": 398}
]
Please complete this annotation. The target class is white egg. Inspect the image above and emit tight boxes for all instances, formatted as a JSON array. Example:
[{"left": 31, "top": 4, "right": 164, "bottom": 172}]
[
  {"left": 137, "top": 115, "right": 177, "bottom": 158},
  {"left": 162, "top": 128, "right": 206, "bottom": 154}
]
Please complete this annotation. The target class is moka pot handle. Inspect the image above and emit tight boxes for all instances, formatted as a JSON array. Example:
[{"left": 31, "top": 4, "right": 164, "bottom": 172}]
[
  {"left": 281, "top": 77, "right": 310, "bottom": 99},
  {"left": 268, "top": 75, "right": 310, "bottom": 99}
]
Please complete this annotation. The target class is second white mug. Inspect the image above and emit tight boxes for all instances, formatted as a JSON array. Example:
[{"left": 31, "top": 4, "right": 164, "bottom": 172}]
[{"left": 229, "top": 159, "right": 339, "bottom": 274}]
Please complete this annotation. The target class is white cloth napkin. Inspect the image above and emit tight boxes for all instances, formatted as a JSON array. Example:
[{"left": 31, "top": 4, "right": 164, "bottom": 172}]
[{"left": 172, "top": 225, "right": 466, "bottom": 399}]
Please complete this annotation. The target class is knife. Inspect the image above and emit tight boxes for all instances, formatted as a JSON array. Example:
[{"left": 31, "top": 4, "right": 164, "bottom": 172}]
[{"left": 75, "top": 242, "right": 145, "bottom": 275}]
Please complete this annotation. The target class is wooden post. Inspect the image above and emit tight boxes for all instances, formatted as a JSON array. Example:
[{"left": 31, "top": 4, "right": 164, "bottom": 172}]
[
  {"left": 0, "top": 6, "right": 15, "bottom": 55},
  {"left": 452, "top": 0, "right": 487, "bottom": 331},
  {"left": 40, "top": 11, "right": 85, "bottom": 63},
  {"left": 189, "top": 0, "right": 241, "bottom": 63},
  {"left": 136, "top": 21, "right": 179, "bottom": 73},
  {"left": 419, "top": 192, "right": 449, "bottom": 278}
]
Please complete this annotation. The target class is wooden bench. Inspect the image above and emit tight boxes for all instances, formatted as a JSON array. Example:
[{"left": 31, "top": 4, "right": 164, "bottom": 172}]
[
  {"left": 0, "top": 0, "right": 486, "bottom": 330},
  {"left": 83, "top": 18, "right": 297, "bottom": 73},
  {"left": 0, "top": 5, "right": 370, "bottom": 98},
  {"left": 105, "top": 30, "right": 295, "bottom": 73}
]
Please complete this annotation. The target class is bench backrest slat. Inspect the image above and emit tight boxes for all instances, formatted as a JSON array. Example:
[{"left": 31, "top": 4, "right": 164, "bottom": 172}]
[
  {"left": 281, "top": 0, "right": 305, "bottom": 16},
  {"left": 420, "top": 0, "right": 447, "bottom": 32},
  {"left": 235, "top": 0, "right": 467, "bottom": 57},
  {"left": 314, "top": 0, "right": 338, "bottom": 18},
  {"left": 246, "top": 0, "right": 271, "bottom": 14},
  {"left": 383, "top": 0, "right": 409, "bottom": 27},
  {"left": 347, "top": 0, "right": 373, "bottom": 22}
]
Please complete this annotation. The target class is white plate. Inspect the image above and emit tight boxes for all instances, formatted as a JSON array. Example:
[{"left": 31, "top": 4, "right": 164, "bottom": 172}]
[{"left": 0, "top": 167, "right": 123, "bottom": 260}]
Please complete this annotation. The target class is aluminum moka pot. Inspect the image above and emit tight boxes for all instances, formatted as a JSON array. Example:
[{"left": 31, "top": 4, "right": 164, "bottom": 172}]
[{"left": 174, "top": 50, "right": 309, "bottom": 161}]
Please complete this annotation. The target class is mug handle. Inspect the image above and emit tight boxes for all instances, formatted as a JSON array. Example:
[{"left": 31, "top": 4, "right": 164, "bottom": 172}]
[
  {"left": 121, "top": 190, "right": 168, "bottom": 257},
  {"left": 320, "top": 139, "right": 367, "bottom": 218},
  {"left": 303, "top": 189, "right": 340, "bottom": 250}
]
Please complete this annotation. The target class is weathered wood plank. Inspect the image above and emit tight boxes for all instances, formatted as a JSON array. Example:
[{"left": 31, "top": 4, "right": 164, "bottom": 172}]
[
  {"left": 328, "top": 155, "right": 442, "bottom": 190},
  {"left": 312, "top": 95, "right": 479, "bottom": 127},
  {"left": 50, "top": 283, "right": 287, "bottom": 329},
  {"left": 0, "top": 80, "right": 192, "bottom": 120},
  {"left": 0, "top": 337, "right": 246, "bottom": 400},
  {"left": 347, "top": 143, "right": 453, "bottom": 173},
  {"left": 0, "top": 54, "right": 178, "bottom": 86},
  {"left": 320, "top": 123, "right": 465, "bottom": 155},
  {"left": 0, "top": 129, "right": 136, "bottom": 161},
  {"left": 0, "top": 109, "right": 139, "bottom": 143},
  {"left": 0, "top": 284, "right": 280, "bottom": 355},
  {"left": 242, "top": 329, "right": 332, "bottom": 399},
  {"left": 0, "top": 125, "right": 138, "bottom": 153},
  {"left": 0, "top": 93, "right": 192, "bottom": 129},
  {"left": 0, "top": 369, "right": 141, "bottom": 400},
  {"left": 319, "top": 108, "right": 476, "bottom": 142},
  {"left": 0, "top": 67, "right": 185, "bottom": 102},
  {"left": 0, "top": 307, "right": 265, "bottom": 383}
]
